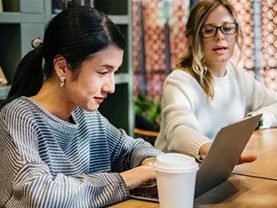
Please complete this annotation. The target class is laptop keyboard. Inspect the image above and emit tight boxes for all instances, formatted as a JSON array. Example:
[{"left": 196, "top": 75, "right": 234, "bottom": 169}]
[{"left": 130, "top": 181, "right": 159, "bottom": 202}]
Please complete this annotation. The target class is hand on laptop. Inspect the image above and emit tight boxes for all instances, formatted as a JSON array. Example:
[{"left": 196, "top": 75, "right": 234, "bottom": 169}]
[
  {"left": 237, "top": 154, "right": 257, "bottom": 165},
  {"left": 198, "top": 142, "right": 212, "bottom": 161},
  {"left": 199, "top": 142, "right": 257, "bottom": 165},
  {"left": 120, "top": 165, "right": 156, "bottom": 190},
  {"left": 141, "top": 157, "right": 156, "bottom": 166}
]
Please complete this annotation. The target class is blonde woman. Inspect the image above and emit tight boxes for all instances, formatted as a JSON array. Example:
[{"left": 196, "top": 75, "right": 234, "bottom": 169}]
[{"left": 155, "top": 0, "right": 277, "bottom": 162}]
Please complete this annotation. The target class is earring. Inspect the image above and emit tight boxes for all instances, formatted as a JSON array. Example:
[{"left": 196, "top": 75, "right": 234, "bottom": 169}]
[{"left": 60, "top": 77, "right": 65, "bottom": 88}]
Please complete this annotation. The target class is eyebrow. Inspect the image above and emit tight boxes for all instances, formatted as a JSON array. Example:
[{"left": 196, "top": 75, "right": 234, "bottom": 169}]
[
  {"left": 203, "top": 21, "right": 235, "bottom": 26},
  {"left": 101, "top": 64, "right": 121, "bottom": 72},
  {"left": 101, "top": 65, "right": 114, "bottom": 70}
]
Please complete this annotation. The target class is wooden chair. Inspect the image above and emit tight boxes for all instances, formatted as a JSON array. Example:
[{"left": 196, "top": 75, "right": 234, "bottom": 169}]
[{"left": 134, "top": 128, "right": 159, "bottom": 146}]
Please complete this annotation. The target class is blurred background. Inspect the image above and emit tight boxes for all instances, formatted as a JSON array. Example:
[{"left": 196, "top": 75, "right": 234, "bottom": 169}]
[
  {"left": 132, "top": 0, "right": 277, "bottom": 100},
  {"left": 0, "top": 0, "right": 276, "bottom": 137},
  {"left": 132, "top": 0, "right": 276, "bottom": 136}
]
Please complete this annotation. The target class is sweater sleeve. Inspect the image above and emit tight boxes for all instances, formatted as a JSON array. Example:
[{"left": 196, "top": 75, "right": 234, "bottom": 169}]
[
  {"left": 155, "top": 71, "right": 210, "bottom": 158},
  {"left": 0, "top": 110, "right": 129, "bottom": 208},
  {"left": 102, "top": 115, "right": 163, "bottom": 171},
  {"left": 239, "top": 68, "right": 277, "bottom": 128}
]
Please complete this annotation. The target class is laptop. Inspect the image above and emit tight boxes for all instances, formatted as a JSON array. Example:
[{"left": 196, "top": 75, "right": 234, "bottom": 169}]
[{"left": 130, "top": 113, "right": 262, "bottom": 202}]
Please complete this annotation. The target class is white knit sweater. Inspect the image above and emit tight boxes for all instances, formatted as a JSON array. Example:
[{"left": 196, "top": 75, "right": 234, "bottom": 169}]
[{"left": 155, "top": 62, "right": 277, "bottom": 158}]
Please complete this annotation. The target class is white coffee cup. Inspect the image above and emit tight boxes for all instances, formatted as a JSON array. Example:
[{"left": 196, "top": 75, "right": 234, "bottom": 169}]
[{"left": 154, "top": 153, "right": 199, "bottom": 208}]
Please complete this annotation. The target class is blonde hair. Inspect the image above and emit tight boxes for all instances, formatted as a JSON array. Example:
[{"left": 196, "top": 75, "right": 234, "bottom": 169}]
[{"left": 176, "top": 0, "right": 243, "bottom": 99}]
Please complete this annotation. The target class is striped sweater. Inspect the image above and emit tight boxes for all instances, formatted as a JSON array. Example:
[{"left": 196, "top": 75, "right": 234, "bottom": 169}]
[{"left": 0, "top": 97, "right": 162, "bottom": 208}]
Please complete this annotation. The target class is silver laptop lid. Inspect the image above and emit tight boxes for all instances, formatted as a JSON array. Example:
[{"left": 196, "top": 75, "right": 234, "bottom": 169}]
[{"left": 194, "top": 113, "right": 262, "bottom": 197}]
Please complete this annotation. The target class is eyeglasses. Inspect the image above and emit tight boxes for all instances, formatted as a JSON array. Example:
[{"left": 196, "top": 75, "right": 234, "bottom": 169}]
[{"left": 200, "top": 23, "right": 238, "bottom": 38}]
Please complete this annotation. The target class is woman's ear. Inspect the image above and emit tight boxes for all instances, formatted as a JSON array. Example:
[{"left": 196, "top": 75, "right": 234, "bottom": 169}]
[{"left": 53, "top": 55, "right": 68, "bottom": 79}]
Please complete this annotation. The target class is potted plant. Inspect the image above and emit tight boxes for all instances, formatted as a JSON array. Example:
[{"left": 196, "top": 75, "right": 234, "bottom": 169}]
[{"left": 134, "top": 94, "right": 161, "bottom": 144}]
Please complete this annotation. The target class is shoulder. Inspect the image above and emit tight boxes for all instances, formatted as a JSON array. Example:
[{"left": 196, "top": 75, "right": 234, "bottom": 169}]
[
  {"left": 227, "top": 61, "right": 254, "bottom": 80},
  {"left": 226, "top": 61, "right": 261, "bottom": 94},
  {"left": 166, "top": 69, "right": 196, "bottom": 83},
  {"left": 165, "top": 69, "right": 201, "bottom": 91},
  {"left": 0, "top": 97, "right": 43, "bottom": 141},
  {"left": 0, "top": 97, "right": 39, "bottom": 123},
  {"left": 162, "top": 69, "right": 205, "bottom": 107}
]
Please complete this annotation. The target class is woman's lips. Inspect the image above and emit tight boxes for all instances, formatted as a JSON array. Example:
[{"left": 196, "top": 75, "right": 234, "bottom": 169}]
[
  {"left": 94, "top": 97, "right": 106, "bottom": 104},
  {"left": 213, "top": 47, "right": 227, "bottom": 55}
]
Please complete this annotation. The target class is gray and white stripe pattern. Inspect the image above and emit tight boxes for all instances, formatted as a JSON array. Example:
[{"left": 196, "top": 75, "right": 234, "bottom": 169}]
[{"left": 0, "top": 97, "right": 162, "bottom": 207}]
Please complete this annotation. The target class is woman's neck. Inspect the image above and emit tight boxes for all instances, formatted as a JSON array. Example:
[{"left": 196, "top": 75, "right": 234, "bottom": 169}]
[
  {"left": 30, "top": 80, "right": 75, "bottom": 122},
  {"left": 207, "top": 63, "right": 227, "bottom": 77}
]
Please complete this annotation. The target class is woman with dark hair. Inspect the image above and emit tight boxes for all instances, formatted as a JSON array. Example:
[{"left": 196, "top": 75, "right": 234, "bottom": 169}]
[
  {"left": 0, "top": 6, "right": 162, "bottom": 207},
  {"left": 155, "top": 0, "right": 277, "bottom": 161}
]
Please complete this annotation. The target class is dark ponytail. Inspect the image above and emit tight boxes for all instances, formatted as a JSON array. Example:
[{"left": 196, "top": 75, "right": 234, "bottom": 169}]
[
  {"left": 8, "top": 46, "right": 44, "bottom": 98},
  {"left": 0, "top": 46, "right": 44, "bottom": 107},
  {"left": 1, "top": 6, "right": 125, "bottom": 108}
]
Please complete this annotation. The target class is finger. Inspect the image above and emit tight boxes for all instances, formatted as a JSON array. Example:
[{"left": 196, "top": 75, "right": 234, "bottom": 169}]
[
  {"left": 237, "top": 155, "right": 257, "bottom": 165},
  {"left": 141, "top": 157, "right": 156, "bottom": 166},
  {"left": 241, "top": 155, "right": 257, "bottom": 162},
  {"left": 144, "top": 162, "right": 154, "bottom": 167}
]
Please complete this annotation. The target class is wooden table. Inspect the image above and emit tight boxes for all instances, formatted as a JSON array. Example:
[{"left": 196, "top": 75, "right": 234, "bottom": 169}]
[
  {"left": 109, "top": 175, "right": 277, "bottom": 208},
  {"left": 233, "top": 128, "right": 277, "bottom": 180},
  {"left": 109, "top": 129, "right": 277, "bottom": 208},
  {"left": 194, "top": 174, "right": 277, "bottom": 208}
]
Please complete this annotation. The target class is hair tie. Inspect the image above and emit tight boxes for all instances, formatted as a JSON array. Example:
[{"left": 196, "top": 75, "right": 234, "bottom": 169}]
[{"left": 31, "top": 37, "right": 43, "bottom": 49}]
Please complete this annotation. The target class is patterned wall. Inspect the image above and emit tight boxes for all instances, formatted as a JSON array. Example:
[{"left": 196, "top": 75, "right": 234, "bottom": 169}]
[
  {"left": 230, "top": 0, "right": 255, "bottom": 69},
  {"left": 132, "top": 0, "right": 277, "bottom": 100},
  {"left": 133, "top": 0, "right": 167, "bottom": 100},
  {"left": 260, "top": 0, "right": 277, "bottom": 90}
]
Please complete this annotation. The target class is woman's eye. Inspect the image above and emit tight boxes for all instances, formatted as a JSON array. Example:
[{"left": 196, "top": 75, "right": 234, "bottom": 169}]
[
  {"left": 98, "top": 71, "right": 108, "bottom": 75},
  {"left": 202, "top": 27, "right": 215, "bottom": 34},
  {"left": 223, "top": 26, "right": 233, "bottom": 31},
  {"left": 206, "top": 28, "right": 215, "bottom": 33}
]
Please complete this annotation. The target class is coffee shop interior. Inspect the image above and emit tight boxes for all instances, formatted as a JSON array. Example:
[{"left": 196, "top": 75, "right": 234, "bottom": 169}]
[
  {"left": 0, "top": 0, "right": 276, "bottom": 135},
  {"left": 0, "top": 0, "right": 277, "bottom": 207}
]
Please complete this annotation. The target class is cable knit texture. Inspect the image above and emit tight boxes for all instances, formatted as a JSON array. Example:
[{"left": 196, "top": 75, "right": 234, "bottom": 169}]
[{"left": 155, "top": 62, "right": 277, "bottom": 157}]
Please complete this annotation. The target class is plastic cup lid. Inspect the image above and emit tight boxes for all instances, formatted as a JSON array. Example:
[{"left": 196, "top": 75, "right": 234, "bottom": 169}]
[{"left": 154, "top": 153, "right": 199, "bottom": 173}]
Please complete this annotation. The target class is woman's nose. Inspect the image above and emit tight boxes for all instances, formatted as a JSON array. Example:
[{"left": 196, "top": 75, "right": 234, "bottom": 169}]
[
  {"left": 102, "top": 76, "right": 115, "bottom": 94},
  {"left": 215, "top": 28, "right": 226, "bottom": 40}
]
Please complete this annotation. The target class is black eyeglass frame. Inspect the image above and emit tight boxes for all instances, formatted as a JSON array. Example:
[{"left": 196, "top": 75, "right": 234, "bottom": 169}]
[{"left": 200, "top": 22, "right": 238, "bottom": 38}]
